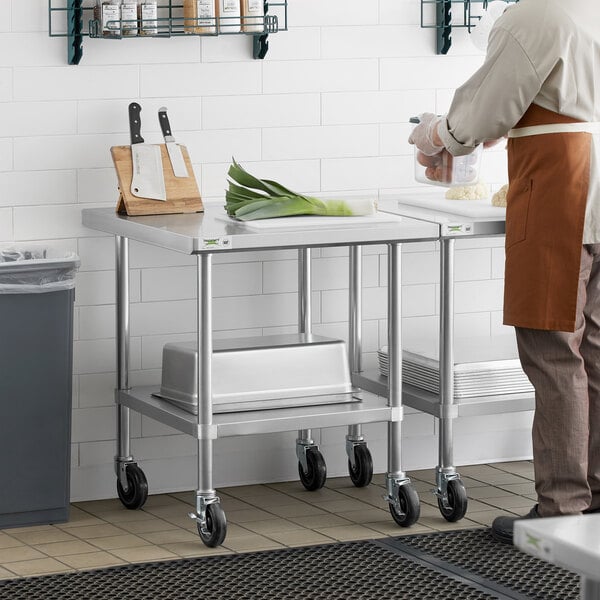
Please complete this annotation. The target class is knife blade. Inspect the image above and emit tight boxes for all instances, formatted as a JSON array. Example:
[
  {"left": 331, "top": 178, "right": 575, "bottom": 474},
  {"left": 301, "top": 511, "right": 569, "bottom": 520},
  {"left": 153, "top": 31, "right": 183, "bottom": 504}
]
[
  {"left": 129, "top": 102, "right": 167, "bottom": 201},
  {"left": 158, "top": 107, "right": 189, "bottom": 178}
]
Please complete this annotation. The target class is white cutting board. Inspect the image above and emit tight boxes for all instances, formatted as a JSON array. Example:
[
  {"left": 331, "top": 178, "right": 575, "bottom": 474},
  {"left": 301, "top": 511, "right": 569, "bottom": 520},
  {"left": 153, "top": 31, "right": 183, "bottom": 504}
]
[
  {"left": 217, "top": 212, "right": 404, "bottom": 230},
  {"left": 395, "top": 191, "right": 506, "bottom": 219}
]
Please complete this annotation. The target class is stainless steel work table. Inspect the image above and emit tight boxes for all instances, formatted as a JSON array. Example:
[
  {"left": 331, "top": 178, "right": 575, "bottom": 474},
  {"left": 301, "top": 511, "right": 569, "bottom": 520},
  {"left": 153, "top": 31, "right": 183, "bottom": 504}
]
[
  {"left": 353, "top": 192, "right": 535, "bottom": 524},
  {"left": 82, "top": 205, "right": 439, "bottom": 547}
]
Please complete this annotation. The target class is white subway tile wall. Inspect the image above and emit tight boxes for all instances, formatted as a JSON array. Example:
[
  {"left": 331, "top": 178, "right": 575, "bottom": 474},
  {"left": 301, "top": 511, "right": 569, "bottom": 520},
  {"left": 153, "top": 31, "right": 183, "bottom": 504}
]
[{"left": 0, "top": 0, "right": 531, "bottom": 502}]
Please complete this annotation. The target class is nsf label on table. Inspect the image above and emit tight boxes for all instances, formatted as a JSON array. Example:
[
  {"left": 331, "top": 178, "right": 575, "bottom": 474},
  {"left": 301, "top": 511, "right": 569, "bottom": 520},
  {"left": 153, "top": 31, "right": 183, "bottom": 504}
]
[
  {"left": 441, "top": 223, "right": 474, "bottom": 237},
  {"left": 200, "top": 236, "right": 233, "bottom": 250}
]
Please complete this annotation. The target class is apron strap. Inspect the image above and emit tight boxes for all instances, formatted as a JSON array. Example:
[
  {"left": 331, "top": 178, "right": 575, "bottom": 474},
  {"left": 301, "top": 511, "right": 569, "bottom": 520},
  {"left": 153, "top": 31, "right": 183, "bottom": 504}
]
[{"left": 508, "top": 122, "right": 600, "bottom": 138}]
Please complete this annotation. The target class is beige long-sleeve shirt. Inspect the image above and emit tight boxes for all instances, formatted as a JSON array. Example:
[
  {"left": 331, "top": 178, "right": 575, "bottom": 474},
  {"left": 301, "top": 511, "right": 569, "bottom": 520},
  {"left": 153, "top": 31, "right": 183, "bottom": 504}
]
[{"left": 438, "top": 0, "right": 600, "bottom": 241}]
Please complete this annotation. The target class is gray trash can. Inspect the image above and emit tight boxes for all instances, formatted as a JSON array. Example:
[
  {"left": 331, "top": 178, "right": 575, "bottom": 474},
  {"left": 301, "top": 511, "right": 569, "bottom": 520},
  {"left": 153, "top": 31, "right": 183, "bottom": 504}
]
[{"left": 0, "top": 248, "right": 80, "bottom": 528}]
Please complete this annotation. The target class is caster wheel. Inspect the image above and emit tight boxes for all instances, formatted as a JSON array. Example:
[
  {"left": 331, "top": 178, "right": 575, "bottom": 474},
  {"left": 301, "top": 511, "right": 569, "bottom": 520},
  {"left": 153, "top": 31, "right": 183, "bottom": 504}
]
[
  {"left": 197, "top": 503, "right": 227, "bottom": 548},
  {"left": 117, "top": 463, "right": 148, "bottom": 510},
  {"left": 298, "top": 447, "right": 327, "bottom": 491},
  {"left": 389, "top": 483, "right": 420, "bottom": 527},
  {"left": 348, "top": 444, "right": 373, "bottom": 488},
  {"left": 438, "top": 478, "right": 468, "bottom": 522}
]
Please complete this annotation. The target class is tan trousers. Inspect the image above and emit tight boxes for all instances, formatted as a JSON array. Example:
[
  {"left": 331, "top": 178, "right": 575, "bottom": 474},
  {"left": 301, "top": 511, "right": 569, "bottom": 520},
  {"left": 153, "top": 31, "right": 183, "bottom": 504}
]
[{"left": 515, "top": 244, "right": 600, "bottom": 517}]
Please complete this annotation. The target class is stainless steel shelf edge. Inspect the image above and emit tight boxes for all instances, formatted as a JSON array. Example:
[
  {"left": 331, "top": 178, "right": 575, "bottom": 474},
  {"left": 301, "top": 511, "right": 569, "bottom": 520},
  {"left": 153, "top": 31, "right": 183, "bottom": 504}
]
[
  {"left": 355, "top": 370, "right": 535, "bottom": 418},
  {"left": 118, "top": 387, "right": 395, "bottom": 438},
  {"left": 81, "top": 207, "right": 440, "bottom": 255}
]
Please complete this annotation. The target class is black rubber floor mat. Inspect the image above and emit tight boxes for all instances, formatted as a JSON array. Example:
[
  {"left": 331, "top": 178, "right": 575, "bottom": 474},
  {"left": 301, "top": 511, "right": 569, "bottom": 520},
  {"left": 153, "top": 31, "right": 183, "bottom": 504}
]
[
  {"left": 383, "top": 528, "right": 579, "bottom": 600},
  {"left": 0, "top": 540, "right": 499, "bottom": 600},
  {"left": 0, "top": 529, "right": 580, "bottom": 600}
]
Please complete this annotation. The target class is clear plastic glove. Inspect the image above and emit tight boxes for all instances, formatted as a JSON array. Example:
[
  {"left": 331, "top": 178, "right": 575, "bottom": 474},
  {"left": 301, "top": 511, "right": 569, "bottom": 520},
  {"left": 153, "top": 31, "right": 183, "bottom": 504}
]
[{"left": 408, "top": 113, "right": 445, "bottom": 156}]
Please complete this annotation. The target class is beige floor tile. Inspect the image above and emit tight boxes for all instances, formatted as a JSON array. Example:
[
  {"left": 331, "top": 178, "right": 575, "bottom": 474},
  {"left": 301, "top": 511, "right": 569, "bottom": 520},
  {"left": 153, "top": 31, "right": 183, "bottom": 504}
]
[
  {"left": 222, "top": 536, "right": 285, "bottom": 553},
  {"left": 481, "top": 495, "right": 535, "bottom": 511},
  {"left": 0, "top": 532, "right": 23, "bottom": 549},
  {"left": 143, "top": 494, "right": 185, "bottom": 508},
  {"left": 73, "top": 498, "right": 124, "bottom": 514},
  {"left": 240, "top": 491, "right": 302, "bottom": 508},
  {"left": 265, "top": 503, "right": 326, "bottom": 519},
  {"left": 241, "top": 518, "right": 304, "bottom": 536},
  {"left": 410, "top": 468, "right": 439, "bottom": 482},
  {"left": 266, "top": 529, "right": 336, "bottom": 547},
  {"left": 0, "top": 566, "right": 16, "bottom": 580},
  {"left": 497, "top": 482, "right": 536, "bottom": 496},
  {"left": 89, "top": 533, "right": 152, "bottom": 551},
  {"left": 109, "top": 545, "right": 178, "bottom": 563},
  {"left": 461, "top": 498, "right": 501, "bottom": 513},
  {"left": 305, "top": 498, "right": 369, "bottom": 513},
  {"left": 57, "top": 551, "right": 128, "bottom": 570},
  {"left": 116, "top": 519, "right": 179, "bottom": 535},
  {"left": 226, "top": 507, "right": 280, "bottom": 523},
  {"left": 90, "top": 509, "right": 158, "bottom": 523},
  {"left": 223, "top": 484, "right": 274, "bottom": 498},
  {"left": 493, "top": 461, "right": 534, "bottom": 478},
  {"left": 68, "top": 524, "right": 128, "bottom": 540},
  {"left": 161, "top": 541, "right": 232, "bottom": 558},
  {"left": 287, "top": 514, "right": 353, "bottom": 529},
  {"left": 5, "top": 557, "right": 73, "bottom": 577},
  {"left": 417, "top": 517, "right": 483, "bottom": 532},
  {"left": 143, "top": 504, "right": 193, "bottom": 520},
  {"left": 315, "top": 524, "right": 385, "bottom": 542},
  {"left": 138, "top": 529, "right": 200, "bottom": 545},
  {"left": 363, "top": 521, "right": 434, "bottom": 536},
  {"left": 56, "top": 507, "right": 107, "bottom": 528},
  {"left": 0, "top": 546, "right": 47, "bottom": 563},
  {"left": 33, "top": 539, "right": 98, "bottom": 557},
  {"left": 218, "top": 497, "right": 256, "bottom": 512},
  {"left": 468, "top": 486, "right": 514, "bottom": 500},
  {"left": 466, "top": 510, "right": 509, "bottom": 527},
  {"left": 10, "top": 528, "right": 78, "bottom": 546},
  {"left": 336, "top": 507, "right": 391, "bottom": 524},
  {"left": 284, "top": 488, "right": 348, "bottom": 502},
  {"left": 335, "top": 487, "right": 389, "bottom": 507}
]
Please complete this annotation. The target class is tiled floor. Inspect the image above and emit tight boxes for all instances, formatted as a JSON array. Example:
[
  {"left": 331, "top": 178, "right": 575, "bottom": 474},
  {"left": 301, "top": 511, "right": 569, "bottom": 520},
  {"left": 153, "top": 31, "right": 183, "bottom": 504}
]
[{"left": 0, "top": 460, "right": 535, "bottom": 579}]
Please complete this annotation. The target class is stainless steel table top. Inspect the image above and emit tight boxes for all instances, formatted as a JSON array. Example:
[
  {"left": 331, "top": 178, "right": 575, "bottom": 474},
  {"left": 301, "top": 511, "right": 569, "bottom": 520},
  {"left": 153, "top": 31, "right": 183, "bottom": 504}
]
[
  {"left": 82, "top": 204, "right": 440, "bottom": 255},
  {"left": 378, "top": 191, "right": 507, "bottom": 238}
]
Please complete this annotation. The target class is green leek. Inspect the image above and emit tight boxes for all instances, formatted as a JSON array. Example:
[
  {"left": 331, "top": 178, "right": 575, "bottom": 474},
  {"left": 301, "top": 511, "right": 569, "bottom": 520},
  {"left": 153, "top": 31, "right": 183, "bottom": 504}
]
[{"left": 225, "top": 158, "right": 377, "bottom": 221}]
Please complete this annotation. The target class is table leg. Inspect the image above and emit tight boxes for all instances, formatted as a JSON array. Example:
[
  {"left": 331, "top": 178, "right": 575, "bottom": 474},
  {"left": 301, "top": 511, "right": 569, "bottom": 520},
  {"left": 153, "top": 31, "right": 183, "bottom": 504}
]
[
  {"left": 114, "top": 235, "right": 148, "bottom": 509},
  {"left": 193, "top": 252, "right": 226, "bottom": 547},
  {"left": 385, "top": 242, "right": 420, "bottom": 526},
  {"left": 436, "top": 238, "right": 467, "bottom": 521}
]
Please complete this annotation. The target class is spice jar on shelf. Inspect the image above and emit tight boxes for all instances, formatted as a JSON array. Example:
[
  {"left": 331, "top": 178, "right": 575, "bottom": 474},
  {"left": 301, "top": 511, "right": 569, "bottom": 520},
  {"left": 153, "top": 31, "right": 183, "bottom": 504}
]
[
  {"left": 94, "top": 0, "right": 122, "bottom": 38},
  {"left": 217, "top": 0, "right": 241, "bottom": 33},
  {"left": 121, "top": 1, "right": 139, "bottom": 36},
  {"left": 241, "top": 0, "right": 264, "bottom": 33},
  {"left": 138, "top": 0, "right": 158, "bottom": 36},
  {"left": 184, "top": 0, "right": 218, "bottom": 34}
]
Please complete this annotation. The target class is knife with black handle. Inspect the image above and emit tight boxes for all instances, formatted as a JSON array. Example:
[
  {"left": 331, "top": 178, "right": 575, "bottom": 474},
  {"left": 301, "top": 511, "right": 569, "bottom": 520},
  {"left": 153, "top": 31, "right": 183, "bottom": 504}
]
[
  {"left": 158, "top": 107, "right": 189, "bottom": 178},
  {"left": 128, "top": 102, "right": 167, "bottom": 201}
]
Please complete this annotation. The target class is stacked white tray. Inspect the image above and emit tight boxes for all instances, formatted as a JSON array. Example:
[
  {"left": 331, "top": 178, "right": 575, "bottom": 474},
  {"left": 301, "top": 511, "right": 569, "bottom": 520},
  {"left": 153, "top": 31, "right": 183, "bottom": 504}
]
[{"left": 378, "top": 335, "right": 534, "bottom": 399}]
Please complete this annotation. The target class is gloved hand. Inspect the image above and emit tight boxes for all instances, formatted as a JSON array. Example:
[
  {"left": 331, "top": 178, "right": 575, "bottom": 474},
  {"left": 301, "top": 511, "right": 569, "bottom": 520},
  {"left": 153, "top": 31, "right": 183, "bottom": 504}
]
[{"left": 408, "top": 113, "right": 445, "bottom": 156}]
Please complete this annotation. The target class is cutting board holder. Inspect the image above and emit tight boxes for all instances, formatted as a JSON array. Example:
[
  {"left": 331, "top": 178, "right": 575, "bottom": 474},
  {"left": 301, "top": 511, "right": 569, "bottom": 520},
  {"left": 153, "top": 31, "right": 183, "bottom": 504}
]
[{"left": 111, "top": 144, "right": 203, "bottom": 216}]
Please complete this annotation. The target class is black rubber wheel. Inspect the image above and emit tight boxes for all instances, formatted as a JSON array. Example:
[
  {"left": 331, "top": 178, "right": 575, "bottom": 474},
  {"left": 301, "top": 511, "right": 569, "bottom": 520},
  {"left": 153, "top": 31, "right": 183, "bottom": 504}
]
[
  {"left": 348, "top": 444, "right": 373, "bottom": 488},
  {"left": 298, "top": 448, "right": 327, "bottom": 491},
  {"left": 389, "top": 483, "right": 421, "bottom": 527},
  {"left": 197, "top": 503, "right": 227, "bottom": 548},
  {"left": 116, "top": 463, "right": 148, "bottom": 510},
  {"left": 437, "top": 478, "right": 468, "bottom": 522}
]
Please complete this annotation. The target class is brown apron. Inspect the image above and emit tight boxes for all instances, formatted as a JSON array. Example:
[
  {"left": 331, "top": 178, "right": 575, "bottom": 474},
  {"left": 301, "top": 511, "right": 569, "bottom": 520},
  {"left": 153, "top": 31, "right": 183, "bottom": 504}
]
[{"left": 503, "top": 104, "right": 593, "bottom": 332}]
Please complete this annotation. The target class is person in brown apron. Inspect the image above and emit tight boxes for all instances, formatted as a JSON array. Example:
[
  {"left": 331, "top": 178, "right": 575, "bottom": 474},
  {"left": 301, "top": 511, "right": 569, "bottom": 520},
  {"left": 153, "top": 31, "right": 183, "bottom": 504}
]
[{"left": 409, "top": 0, "right": 600, "bottom": 545}]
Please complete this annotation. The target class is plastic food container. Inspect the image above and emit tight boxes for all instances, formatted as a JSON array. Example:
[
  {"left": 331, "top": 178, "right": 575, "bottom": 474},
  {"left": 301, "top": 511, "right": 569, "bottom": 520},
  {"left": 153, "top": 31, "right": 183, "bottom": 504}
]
[{"left": 414, "top": 145, "right": 482, "bottom": 187}]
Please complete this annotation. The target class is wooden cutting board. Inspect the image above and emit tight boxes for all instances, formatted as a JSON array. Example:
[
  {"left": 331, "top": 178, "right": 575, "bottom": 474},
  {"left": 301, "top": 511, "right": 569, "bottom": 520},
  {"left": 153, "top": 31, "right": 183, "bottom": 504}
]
[{"left": 112, "top": 144, "right": 203, "bottom": 216}]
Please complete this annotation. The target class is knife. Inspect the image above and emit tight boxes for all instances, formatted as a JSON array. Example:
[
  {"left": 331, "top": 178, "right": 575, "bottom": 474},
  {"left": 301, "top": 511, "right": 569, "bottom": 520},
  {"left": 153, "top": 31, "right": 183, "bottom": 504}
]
[
  {"left": 129, "top": 102, "right": 167, "bottom": 201},
  {"left": 158, "top": 107, "right": 189, "bottom": 178}
]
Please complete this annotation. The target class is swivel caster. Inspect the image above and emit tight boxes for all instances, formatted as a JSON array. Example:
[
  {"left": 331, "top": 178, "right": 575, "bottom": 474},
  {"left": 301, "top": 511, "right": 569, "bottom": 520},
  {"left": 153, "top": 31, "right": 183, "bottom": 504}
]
[
  {"left": 298, "top": 447, "right": 327, "bottom": 491},
  {"left": 437, "top": 478, "right": 468, "bottom": 522},
  {"left": 116, "top": 463, "right": 148, "bottom": 510},
  {"left": 389, "top": 482, "right": 420, "bottom": 527},
  {"left": 348, "top": 444, "right": 373, "bottom": 488},
  {"left": 196, "top": 503, "right": 227, "bottom": 548}
]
